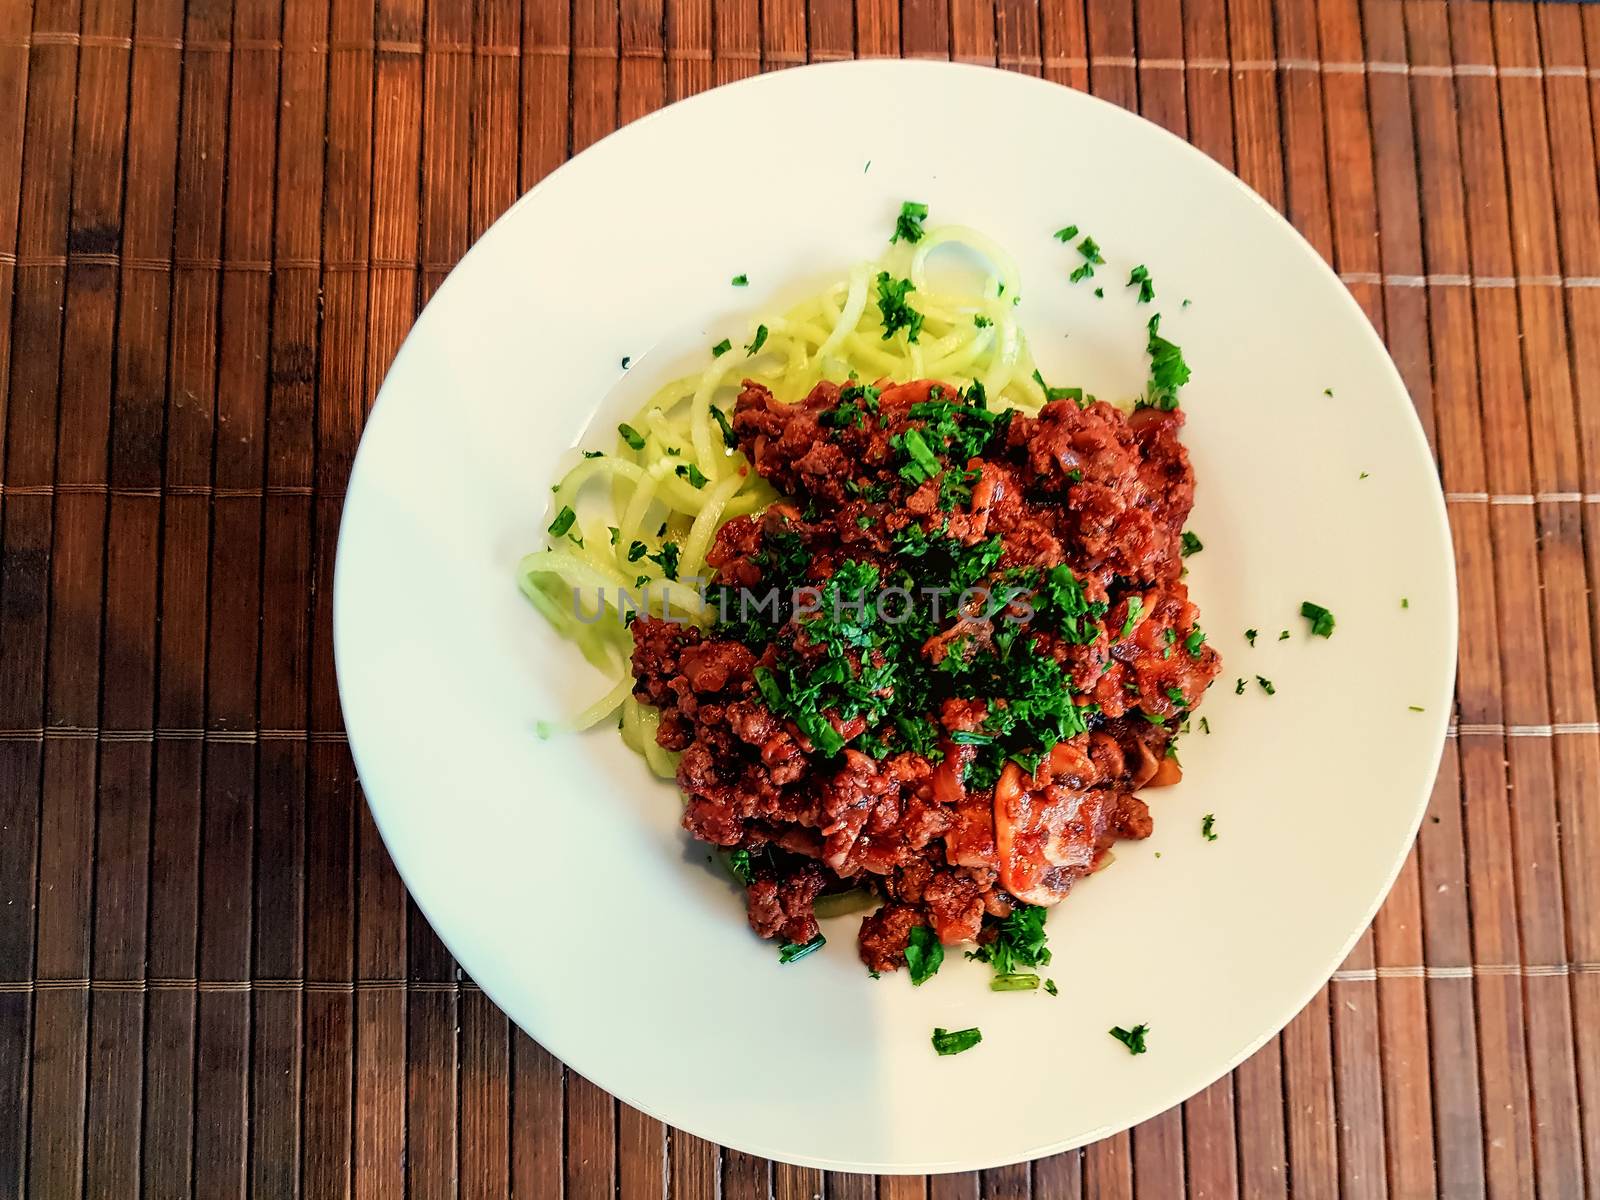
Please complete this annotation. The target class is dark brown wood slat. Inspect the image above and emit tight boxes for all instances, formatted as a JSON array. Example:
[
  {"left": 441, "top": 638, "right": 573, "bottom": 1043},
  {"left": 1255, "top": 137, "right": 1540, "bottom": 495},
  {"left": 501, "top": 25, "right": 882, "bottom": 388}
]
[
  {"left": 193, "top": 5, "right": 279, "bottom": 1195},
  {"left": 899, "top": 0, "right": 945, "bottom": 61},
  {"left": 511, "top": 1030, "right": 564, "bottom": 1198},
  {"left": 856, "top": 0, "right": 897, "bottom": 59},
  {"left": 80, "top": 4, "right": 184, "bottom": 1197},
  {"left": 1030, "top": 1150, "right": 1080, "bottom": 1200},
  {"left": 355, "top": 798, "right": 406, "bottom": 1200},
  {"left": 774, "top": 1161, "right": 824, "bottom": 1200},
  {"left": 408, "top": 983, "right": 461, "bottom": 1200},
  {"left": 462, "top": 989, "right": 513, "bottom": 1200},
  {"left": 980, "top": 1159, "right": 1028, "bottom": 1199},
  {"left": 1179, "top": 0, "right": 1233, "bottom": 170},
  {"left": 28, "top": 0, "right": 133, "bottom": 1193},
  {"left": 670, "top": 1131, "right": 719, "bottom": 1199},
  {"left": 0, "top": 5, "right": 72, "bottom": 1190},
  {"left": 825, "top": 1169, "right": 875, "bottom": 1198},
  {"left": 0, "top": 0, "right": 34, "bottom": 475},
  {"left": 994, "top": 0, "right": 1036, "bottom": 76},
  {"left": 723, "top": 1149, "right": 771, "bottom": 1198}
]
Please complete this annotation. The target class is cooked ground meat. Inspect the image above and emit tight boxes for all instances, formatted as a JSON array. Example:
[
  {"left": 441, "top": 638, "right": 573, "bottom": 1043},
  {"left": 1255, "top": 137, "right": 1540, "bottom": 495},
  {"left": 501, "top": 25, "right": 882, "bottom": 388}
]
[{"left": 631, "top": 377, "right": 1221, "bottom": 969}]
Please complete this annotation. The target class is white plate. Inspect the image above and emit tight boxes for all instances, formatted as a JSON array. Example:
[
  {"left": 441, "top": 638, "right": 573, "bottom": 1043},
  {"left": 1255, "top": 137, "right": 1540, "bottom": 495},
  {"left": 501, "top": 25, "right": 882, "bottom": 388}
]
[{"left": 334, "top": 60, "right": 1456, "bottom": 1173}]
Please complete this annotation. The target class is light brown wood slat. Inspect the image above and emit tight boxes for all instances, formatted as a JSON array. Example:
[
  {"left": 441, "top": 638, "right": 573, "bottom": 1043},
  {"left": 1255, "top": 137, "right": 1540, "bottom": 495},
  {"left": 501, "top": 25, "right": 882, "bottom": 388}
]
[
  {"left": 1445, "top": 4, "right": 1568, "bottom": 1197},
  {"left": 1179, "top": 0, "right": 1230, "bottom": 169},
  {"left": 774, "top": 1161, "right": 824, "bottom": 1200},
  {"left": 1083, "top": 1131, "right": 1132, "bottom": 1200},
  {"left": 461, "top": 989, "right": 514, "bottom": 1200},
  {"left": 511, "top": 1030, "right": 565, "bottom": 1198},
  {"left": 571, "top": 0, "right": 617, "bottom": 152},
  {"left": 765, "top": 0, "right": 806, "bottom": 69},
  {"left": 620, "top": 1103, "right": 667, "bottom": 1200},
  {"left": 807, "top": 0, "right": 850, "bottom": 64},
  {"left": 1534, "top": 9, "right": 1600, "bottom": 1189},
  {"left": 666, "top": 0, "right": 709, "bottom": 94},
  {"left": 899, "top": 0, "right": 945, "bottom": 61},
  {"left": 671, "top": 1129, "right": 719, "bottom": 1198},
  {"left": 1232, "top": 1040, "right": 1288, "bottom": 1200},
  {"left": 715, "top": 0, "right": 757, "bottom": 83},
  {"left": 1134, "top": 0, "right": 1185, "bottom": 137},
  {"left": 1182, "top": 1078, "right": 1238, "bottom": 1200},
  {"left": 475, "top": 0, "right": 521, "bottom": 230},
  {"left": 993, "top": 0, "right": 1037, "bottom": 77},
  {"left": 1037, "top": 0, "right": 1082, "bottom": 90},
  {"left": 856, "top": 0, "right": 897, "bottom": 59},
  {"left": 521, "top": 0, "right": 570, "bottom": 187}
]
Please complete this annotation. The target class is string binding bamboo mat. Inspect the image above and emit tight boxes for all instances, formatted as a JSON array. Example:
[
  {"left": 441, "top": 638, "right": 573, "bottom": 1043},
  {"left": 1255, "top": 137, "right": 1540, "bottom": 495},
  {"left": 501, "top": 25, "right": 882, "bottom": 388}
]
[{"left": 2, "top": 0, "right": 1599, "bottom": 1195}]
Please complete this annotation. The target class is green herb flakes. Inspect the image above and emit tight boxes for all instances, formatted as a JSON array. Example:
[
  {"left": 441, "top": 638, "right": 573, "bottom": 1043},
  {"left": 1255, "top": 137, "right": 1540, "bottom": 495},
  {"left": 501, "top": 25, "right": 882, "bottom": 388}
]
[
  {"left": 892, "top": 201, "right": 930, "bottom": 244},
  {"left": 932, "top": 1027, "right": 983, "bottom": 1056},
  {"left": 1109, "top": 1024, "right": 1149, "bottom": 1055},
  {"left": 1300, "top": 601, "right": 1335, "bottom": 638}
]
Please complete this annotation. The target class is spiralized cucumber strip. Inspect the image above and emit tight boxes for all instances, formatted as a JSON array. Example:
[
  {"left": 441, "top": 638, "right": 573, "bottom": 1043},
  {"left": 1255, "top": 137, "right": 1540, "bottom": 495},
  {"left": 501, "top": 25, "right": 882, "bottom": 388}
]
[{"left": 522, "top": 222, "right": 1052, "bottom": 766}]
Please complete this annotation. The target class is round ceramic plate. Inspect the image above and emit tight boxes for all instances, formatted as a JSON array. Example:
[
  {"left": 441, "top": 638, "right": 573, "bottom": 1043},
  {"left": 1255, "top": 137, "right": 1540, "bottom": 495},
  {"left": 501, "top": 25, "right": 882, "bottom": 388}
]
[{"left": 334, "top": 60, "right": 1456, "bottom": 1173}]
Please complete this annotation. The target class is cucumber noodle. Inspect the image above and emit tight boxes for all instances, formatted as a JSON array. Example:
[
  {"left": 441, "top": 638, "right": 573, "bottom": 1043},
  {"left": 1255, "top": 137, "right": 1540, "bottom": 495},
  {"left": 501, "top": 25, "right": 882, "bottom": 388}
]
[{"left": 517, "top": 225, "right": 1053, "bottom": 776}]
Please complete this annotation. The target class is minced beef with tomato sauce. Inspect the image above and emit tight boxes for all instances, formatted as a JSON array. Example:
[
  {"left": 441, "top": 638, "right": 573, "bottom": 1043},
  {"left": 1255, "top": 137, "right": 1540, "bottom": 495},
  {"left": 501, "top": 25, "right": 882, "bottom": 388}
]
[{"left": 630, "top": 376, "right": 1221, "bottom": 972}]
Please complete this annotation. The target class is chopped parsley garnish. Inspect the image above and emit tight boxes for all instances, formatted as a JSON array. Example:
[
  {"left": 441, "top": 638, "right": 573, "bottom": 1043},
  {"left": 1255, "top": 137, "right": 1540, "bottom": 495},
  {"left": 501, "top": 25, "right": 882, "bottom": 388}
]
[
  {"left": 1044, "top": 978, "right": 1059, "bottom": 996},
  {"left": 726, "top": 849, "right": 753, "bottom": 884},
  {"left": 1053, "top": 224, "right": 1079, "bottom": 242},
  {"left": 1077, "top": 235, "right": 1103, "bottom": 263},
  {"left": 1409, "top": 705, "right": 1425, "bottom": 712},
  {"left": 1166, "top": 685, "right": 1187, "bottom": 707},
  {"left": 1278, "top": 630, "right": 1290, "bottom": 640},
  {"left": 647, "top": 541, "right": 681, "bottom": 580},
  {"left": 618, "top": 423, "right": 647, "bottom": 451},
  {"left": 731, "top": 273, "right": 748, "bottom": 286},
  {"left": 1070, "top": 262, "right": 1095, "bottom": 284},
  {"left": 932, "top": 1027, "right": 982, "bottom": 1056},
  {"left": 1234, "top": 678, "right": 1246, "bottom": 695},
  {"left": 620, "top": 356, "right": 631, "bottom": 369},
  {"left": 745, "top": 324, "right": 769, "bottom": 356},
  {"left": 675, "top": 463, "right": 708, "bottom": 488},
  {"left": 1120, "top": 597, "right": 1144, "bottom": 639},
  {"left": 969, "top": 905, "right": 1051, "bottom": 976},
  {"left": 1127, "top": 264, "right": 1155, "bottom": 303},
  {"left": 627, "top": 540, "right": 648, "bottom": 562},
  {"left": 905, "top": 925, "right": 944, "bottom": 986},
  {"left": 875, "top": 273, "right": 925, "bottom": 342},
  {"left": 1359, "top": 471, "right": 1369, "bottom": 480},
  {"left": 974, "top": 314, "right": 992, "bottom": 328},
  {"left": 892, "top": 200, "right": 930, "bottom": 244},
  {"left": 1185, "top": 628, "right": 1206, "bottom": 656},
  {"left": 1110, "top": 1024, "right": 1149, "bottom": 1055},
  {"left": 1256, "top": 675, "right": 1275, "bottom": 695},
  {"left": 547, "top": 506, "right": 577, "bottom": 538},
  {"left": 1199, "top": 716, "right": 1210, "bottom": 734},
  {"left": 1245, "top": 628, "right": 1258, "bottom": 646},
  {"left": 1031, "top": 368, "right": 1087, "bottom": 407},
  {"left": 1180, "top": 531, "right": 1203, "bottom": 556},
  {"left": 1402, "top": 597, "right": 1410, "bottom": 609},
  {"left": 711, "top": 338, "right": 732, "bottom": 357},
  {"left": 1143, "top": 313, "right": 1191, "bottom": 411},
  {"left": 990, "top": 973, "right": 1040, "bottom": 992},
  {"left": 892, "top": 427, "right": 942, "bottom": 485},
  {"left": 1202, "top": 813, "right": 1218, "bottom": 841},
  {"left": 778, "top": 935, "right": 825, "bottom": 964},
  {"left": 607, "top": 526, "right": 620, "bottom": 545},
  {"left": 710, "top": 404, "right": 736, "bottom": 448},
  {"left": 1324, "top": 387, "right": 1334, "bottom": 396},
  {"left": 582, "top": 449, "right": 604, "bottom": 459},
  {"left": 1093, "top": 286, "right": 1104, "bottom": 298},
  {"left": 1300, "top": 601, "right": 1336, "bottom": 637}
]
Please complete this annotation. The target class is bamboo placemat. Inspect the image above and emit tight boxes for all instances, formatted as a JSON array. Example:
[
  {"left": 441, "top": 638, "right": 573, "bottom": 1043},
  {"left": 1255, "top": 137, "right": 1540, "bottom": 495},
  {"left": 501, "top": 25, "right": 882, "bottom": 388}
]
[{"left": 2, "top": 0, "right": 1598, "bottom": 1194}]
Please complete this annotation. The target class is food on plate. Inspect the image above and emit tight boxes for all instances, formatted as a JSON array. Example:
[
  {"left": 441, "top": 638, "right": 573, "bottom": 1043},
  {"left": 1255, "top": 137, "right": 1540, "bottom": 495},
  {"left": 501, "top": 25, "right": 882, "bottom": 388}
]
[{"left": 519, "top": 212, "right": 1218, "bottom": 980}]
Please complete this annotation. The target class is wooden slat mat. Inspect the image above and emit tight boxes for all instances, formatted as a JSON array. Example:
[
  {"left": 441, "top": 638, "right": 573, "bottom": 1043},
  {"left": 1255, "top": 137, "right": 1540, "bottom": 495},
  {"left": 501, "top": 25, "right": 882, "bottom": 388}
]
[{"left": 2, "top": 0, "right": 1598, "bottom": 1193}]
